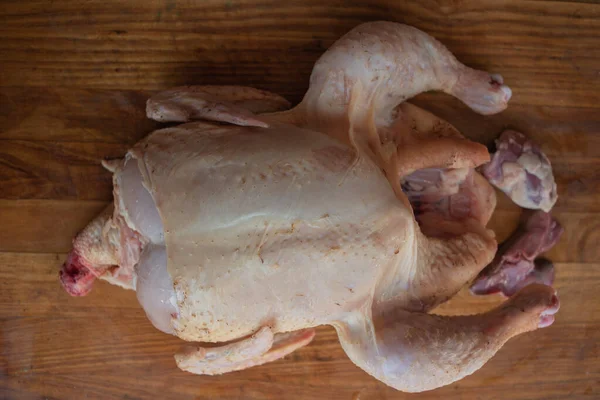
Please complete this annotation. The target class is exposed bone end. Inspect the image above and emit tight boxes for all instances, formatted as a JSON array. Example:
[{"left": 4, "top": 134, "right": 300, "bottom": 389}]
[
  {"left": 487, "top": 284, "right": 560, "bottom": 335},
  {"left": 452, "top": 68, "right": 512, "bottom": 115}
]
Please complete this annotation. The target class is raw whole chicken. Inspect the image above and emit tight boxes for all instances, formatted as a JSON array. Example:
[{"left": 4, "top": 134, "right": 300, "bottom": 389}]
[{"left": 60, "top": 22, "right": 560, "bottom": 393}]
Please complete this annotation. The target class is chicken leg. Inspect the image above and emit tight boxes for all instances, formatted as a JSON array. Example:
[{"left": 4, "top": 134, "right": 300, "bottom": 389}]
[
  {"left": 290, "top": 21, "right": 510, "bottom": 142},
  {"left": 337, "top": 284, "right": 559, "bottom": 393}
]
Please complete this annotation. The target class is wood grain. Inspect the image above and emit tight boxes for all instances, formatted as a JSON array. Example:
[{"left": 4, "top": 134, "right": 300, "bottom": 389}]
[
  {"left": 1, "top": 1, "right": 599, "bottom": 106},
  {"left": 0, "top": 87, "right": 158, "bottom": 143},
  {"left": 0, "top": 200, "right": 107, "bottom": 253},
  {"left": 1, "top": 88, "right": 599, "bottom": 211},
  {"left": 1, "top": 0, "right": 599, "bottom": 399},
  {"left": 1, "top": 253, "right": 598, "bottom": 400}
]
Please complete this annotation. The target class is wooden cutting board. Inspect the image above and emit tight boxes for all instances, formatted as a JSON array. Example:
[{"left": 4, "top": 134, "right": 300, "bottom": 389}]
[{"left": 1, "top": 1, "right": 598, "bottom": 399}]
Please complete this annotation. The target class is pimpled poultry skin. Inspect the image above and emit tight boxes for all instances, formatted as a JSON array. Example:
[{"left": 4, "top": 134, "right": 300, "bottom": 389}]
[{"left": 60, "top": 22, "right": 560, "bottom": 393}]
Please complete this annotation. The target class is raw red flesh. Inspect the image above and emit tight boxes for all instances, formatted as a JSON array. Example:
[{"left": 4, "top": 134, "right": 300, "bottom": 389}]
[
  {"left": 59, "top": 251, "right": 98, "bottom": 297},
  {"left": 401, "top": 167, "right": 494, "bottom": 238},
  {"left": 470, "top": 211, "right": 563, "bottom": 297},
  {"left": 481, "top": 130, "right": 557, "bottom": 212}
]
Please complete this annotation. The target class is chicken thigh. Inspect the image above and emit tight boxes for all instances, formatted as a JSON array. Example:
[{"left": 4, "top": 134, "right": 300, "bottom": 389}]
[{"left": 60, "top": 22, "right": 559, "bottom": 392}]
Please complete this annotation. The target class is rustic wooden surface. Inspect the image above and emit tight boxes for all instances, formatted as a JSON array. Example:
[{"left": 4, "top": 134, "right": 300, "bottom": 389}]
[{"left": 1, "top": 1, "right": 599, "bottom": 399}]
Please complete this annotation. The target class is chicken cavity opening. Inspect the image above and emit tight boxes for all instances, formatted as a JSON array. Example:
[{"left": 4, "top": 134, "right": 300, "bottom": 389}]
[{"left": 401, "top": 168, "right": 485, "bottom": 237}]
